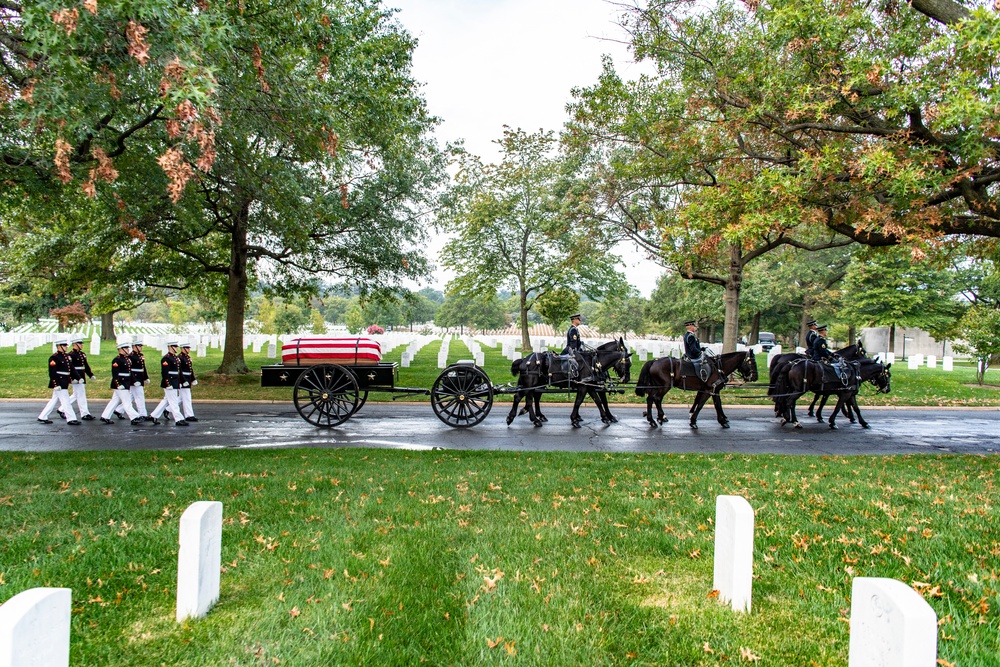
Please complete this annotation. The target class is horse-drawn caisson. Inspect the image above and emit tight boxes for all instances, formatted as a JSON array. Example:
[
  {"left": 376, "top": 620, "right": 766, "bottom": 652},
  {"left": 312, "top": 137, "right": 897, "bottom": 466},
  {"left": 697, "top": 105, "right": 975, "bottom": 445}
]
[{"left": 262, "top": 331, "right": 891, "bottom": 431}]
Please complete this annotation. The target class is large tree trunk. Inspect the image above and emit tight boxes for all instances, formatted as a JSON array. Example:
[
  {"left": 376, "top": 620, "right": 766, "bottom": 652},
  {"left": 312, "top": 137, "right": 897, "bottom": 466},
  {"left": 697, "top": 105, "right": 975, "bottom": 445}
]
[
  {"left": 748, "top": 311, "right": 761, "bottom": 345},
  {"left": 519, "top": 285, "right": 530, "bottom": 353},
  {"left": 100, "top": 312, "right": 116, "bottom": 341},
  {"left": 848, "top": 325, "right": 856, "bottom": 346},
  {"left": 888, "top": 324, "right": 896, "bottom": 357},
  {"left": 798, "top": 296, "right": 813, "bottom": 348},
  {"left": 721, "top": 243, "right": 742, "bottom": 353},
  {"left": 218, "top": 200, "right": 251, "bottom": 374}
]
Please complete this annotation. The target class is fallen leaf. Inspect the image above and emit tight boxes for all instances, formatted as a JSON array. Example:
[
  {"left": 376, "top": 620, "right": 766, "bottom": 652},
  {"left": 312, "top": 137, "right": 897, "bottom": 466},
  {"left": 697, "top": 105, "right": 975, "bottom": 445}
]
[
  {"left": 504, "top": 641, "right": 516, "bottom": 656},
  {"left": 486, "top": 637, "right": 503, "bottom": 649},
  {"left": 707, "top": 589, "right": 720, "bottom": 598},
  {"left": 703, "top": 642, "right": 714, "bottom": 654},
  {"left": 740, "top": 646, "right": 761, "bottom": 662},
  {"left": 289, "top": 607, "right": 300, "bottom": 618}
]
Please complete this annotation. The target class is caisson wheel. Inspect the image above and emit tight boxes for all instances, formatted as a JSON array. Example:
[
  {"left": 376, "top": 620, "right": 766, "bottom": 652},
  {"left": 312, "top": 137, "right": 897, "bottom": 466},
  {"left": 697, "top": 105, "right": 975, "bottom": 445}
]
[
  {"left": 354, "top": 391, "right": 369, "bottom": 415},
  {"left": 293, "top": 364, "right": 359, "bottom": 428},
  {"left": 431, "top": 364, "right": 493, "bottom": 428}
]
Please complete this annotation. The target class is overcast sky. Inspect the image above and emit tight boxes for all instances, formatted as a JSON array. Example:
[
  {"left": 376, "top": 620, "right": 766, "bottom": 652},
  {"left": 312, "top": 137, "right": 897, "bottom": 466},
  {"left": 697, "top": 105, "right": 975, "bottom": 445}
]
[{"left": 391, "top": 0, "right": 664, "bottom": 296}]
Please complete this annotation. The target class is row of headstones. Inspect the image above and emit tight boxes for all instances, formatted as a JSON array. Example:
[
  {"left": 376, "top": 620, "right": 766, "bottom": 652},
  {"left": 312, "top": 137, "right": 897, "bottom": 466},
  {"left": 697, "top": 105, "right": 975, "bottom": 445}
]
[
  {"left": 774, "top": 346, "right": 959, "bottom": 372},
  {"left": 0, "top": 496, "right": 938, "bottom": 666},
  {"left": 400, "top": 335, "right": 437, "bottom": 368},
  {"left": 0, "top": 501, "right": 221, "bottom": 667},
  {"left": 437, "top": 335, "right": 452, "bottom": 368},
  {"left": 460, "top": 337, "right": 486, "bottom": 367}
]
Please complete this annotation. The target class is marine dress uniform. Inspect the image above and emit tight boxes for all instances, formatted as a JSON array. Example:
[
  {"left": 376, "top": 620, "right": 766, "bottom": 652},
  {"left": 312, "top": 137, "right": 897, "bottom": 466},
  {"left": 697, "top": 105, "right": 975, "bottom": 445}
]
[
  {"left": 178, "top": 341, "right": 198, "bottom": 422},
  {"left": 150, "top": 341, "right": 187, "bottom": 425},
  {"left": 100, "top": 338, "right": 142, "bottom": 424},
  {"left": 37, "top": 339, "right": 81, "bottom": 424},
  {"left": 66, "top": 336, "right": 95, "bottom": 419},
  {"left": 129, "top": 340, "right": 151, "bottom": 420}
]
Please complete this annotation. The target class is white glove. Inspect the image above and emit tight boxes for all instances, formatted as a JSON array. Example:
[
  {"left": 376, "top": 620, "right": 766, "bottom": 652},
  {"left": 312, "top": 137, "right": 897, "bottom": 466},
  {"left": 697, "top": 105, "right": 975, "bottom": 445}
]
[
  {"left": 182, "top": 382, "right": 190, "bottom": 387},
  {"left": 191, "top": 380, "right": 198, "bottom": 386},
  {"left": 133, "top": 381, "right": 141, "bottom": 387},
  {"left": 145, "top": 380, "right": 150, "bottom": 385}
]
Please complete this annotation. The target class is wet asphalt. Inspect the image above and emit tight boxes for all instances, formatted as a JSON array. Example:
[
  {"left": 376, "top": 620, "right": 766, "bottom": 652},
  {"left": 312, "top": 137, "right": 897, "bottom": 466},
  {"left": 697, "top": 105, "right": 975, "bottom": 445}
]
[{"left": 1, "top": 400, "right": 998, "bottom": 455}]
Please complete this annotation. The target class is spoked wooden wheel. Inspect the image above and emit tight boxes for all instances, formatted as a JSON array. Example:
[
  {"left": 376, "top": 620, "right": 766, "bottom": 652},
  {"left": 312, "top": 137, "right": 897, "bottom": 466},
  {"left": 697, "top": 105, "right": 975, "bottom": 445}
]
[
  {"left": 293, "top": 364, "right": 359, "bottom": 428},
  {"left": 431, "top": 364, "right": 493, "bottom": 428}
]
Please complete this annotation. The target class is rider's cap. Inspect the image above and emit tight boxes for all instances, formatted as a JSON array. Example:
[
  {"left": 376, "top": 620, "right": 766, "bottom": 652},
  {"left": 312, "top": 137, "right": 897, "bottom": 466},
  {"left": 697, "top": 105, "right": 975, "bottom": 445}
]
[
  {"left": 806, "top": 319, "right": 818, "bottom": 326},
  {"left": 683, "top": 319, "right": 697, "bottom": 326},
  {"left": 817, "top": 324, "right": 828, "bottom": 331},
  {"left": 570, "top": 313, "right": 582, "bottom": 321}
]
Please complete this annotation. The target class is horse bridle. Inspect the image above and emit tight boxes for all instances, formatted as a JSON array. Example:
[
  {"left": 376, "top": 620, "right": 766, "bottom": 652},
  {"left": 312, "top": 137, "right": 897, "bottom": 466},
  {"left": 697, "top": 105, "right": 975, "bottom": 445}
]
[{"left": 865, "top": 361, "right": 891, "bottom": 394}]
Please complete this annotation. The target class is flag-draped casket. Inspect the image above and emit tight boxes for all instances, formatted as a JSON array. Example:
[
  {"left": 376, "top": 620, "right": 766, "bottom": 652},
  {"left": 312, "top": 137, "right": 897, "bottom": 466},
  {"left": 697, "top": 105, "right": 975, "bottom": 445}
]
[{"left": 280, "top": 337, "right": 383, "bottom": 366}]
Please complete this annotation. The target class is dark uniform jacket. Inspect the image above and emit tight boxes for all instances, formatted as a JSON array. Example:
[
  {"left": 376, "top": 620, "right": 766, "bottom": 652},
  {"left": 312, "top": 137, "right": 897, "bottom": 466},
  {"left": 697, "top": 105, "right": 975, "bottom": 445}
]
[
  {"left": 69, "top": 348, "right": 94, "bottom": 383},
  {"left": 683, "top": 331, "right": 703, "bottom": 360},
  {"left": 805, "top": 329, "right": 818, "bottom": 353},
  {"left": 811, "top": 335, "right": 832, "bottom": 361},
  {"left": 179, "top": 353, "right": 196, "bottom": 387},
  {"left": 160, "top": 353, "right": 181, "bottom": 389},
  {"left": 47, "top": 351, "right": 73, "bottom": 390},
  {"left": 129, "top": 350, "right": 149, "bottom": 385},
  {"left": 110, "top": 353, "right": 133, "bottom": 390},
  {"left": 566, "top": 325, "right": 582, "bottom": 352}
]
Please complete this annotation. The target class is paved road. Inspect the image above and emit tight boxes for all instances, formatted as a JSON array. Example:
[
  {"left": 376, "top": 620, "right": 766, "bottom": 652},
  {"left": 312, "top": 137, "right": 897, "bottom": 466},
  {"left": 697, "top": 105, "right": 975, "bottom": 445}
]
[{"left": 2, "top": 401, "right": 998, "bottom": 455}]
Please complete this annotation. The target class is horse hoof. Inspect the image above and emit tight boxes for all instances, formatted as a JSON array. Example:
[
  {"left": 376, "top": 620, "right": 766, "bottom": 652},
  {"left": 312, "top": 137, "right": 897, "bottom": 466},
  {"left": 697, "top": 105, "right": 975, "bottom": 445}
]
[
  {"left": 829, "top": 424, "right": 838, "bottom": 430},
  {"left": 779, "top": 419, "right": 787, "bottom": 426},
  {"left": 609, "top": 416, "right": 619, "bottom": 423},
  {"left": 690, "top": 423, "right": 698, "bottom": 430},
  {"left": 506, "top": 415, "right": 514, "bottom": 426},
  {"left": 539, "top": 415, "right": 548, "bottom": 422},
  {"left": 849, "top": 419, "right": 856, "bottom": 424},
  {"left": 648, "top": 421, "right": 658, "bottom": 428},
  {"left": 861, "top": 423, "right": 870, "bottom": 429},
  {"left": 816, "top": 417, "right": 823, "bottom": 423},
  {"left": 721, "top": 422, "right": 730, "bottom": 429},
  {"left": 572, "top": 421, "right": 582, "bottom": 429},
  {"left": 794, "top": 423, "right": 802, "bottom": 429},
  {"left": 533, "top": 421, "right": 543, "bottom": 428},
  {"left": 807, "top": 411, "right": 814, "bottom": 417},
  {"left": 642, "top": 410, "right": 648, "bottom": 418}
]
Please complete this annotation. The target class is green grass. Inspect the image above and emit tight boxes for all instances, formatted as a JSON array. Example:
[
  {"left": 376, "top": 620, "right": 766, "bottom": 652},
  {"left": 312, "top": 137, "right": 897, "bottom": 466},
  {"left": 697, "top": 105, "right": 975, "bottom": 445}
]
[
  {"left": 2, "top": 342, "right": 999, "bottom": 406},
  {"left": 1, "top": 450, "right": 998, "bottom": 665}
]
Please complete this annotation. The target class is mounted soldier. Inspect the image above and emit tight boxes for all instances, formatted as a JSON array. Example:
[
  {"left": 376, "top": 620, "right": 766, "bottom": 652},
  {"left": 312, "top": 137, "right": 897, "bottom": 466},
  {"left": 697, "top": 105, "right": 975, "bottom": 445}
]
[
  {"left": 565, "top": 313, "right": 583, "bottom": 354},
  {"left": 811, "top": 324, "right": 849, "bottom": 384},
  {"left": 804, "top": 319, "right": 818, "bottom": 353},
  {"left": 682, "top": 320, "right": 711, "bottom": 383}
]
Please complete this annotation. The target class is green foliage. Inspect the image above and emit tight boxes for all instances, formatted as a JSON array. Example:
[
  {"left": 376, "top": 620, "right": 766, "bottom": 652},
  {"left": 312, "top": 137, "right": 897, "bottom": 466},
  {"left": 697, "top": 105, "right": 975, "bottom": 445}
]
[
  {"left": 535, "top": 287, "right": 580, "bottom": 329},
  {"left": 840, "top": 246, "right": 965, "bottom": 339},
  {"left": 310, "top": 309, "right": 326, "bottom": 335},
  {"left": 440, "top": 129, "right": 625, "bottom": 348},
  {"left": 274, "top": 301, "right": 308, "bottom": 335},
  {"left": 954, "top": 306, "right": 1000, "bottom": 385},
  {"left": 435, "top": 292, "right": 507, "bottom": 331},
  {"left": 592, "top": 289, "right": 649, "bottom": 336},
  {"left": 646, "top": 274, "right": 724, "bottom": 334}
]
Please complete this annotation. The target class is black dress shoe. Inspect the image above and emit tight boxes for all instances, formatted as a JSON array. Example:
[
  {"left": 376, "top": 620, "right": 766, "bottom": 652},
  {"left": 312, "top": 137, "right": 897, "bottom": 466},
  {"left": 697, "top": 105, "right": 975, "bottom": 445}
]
[
  {"left": 67, "top": 420, "right": 82, "bottom": 425},
  {"left": 114, "top": 412, "right": 126, "bottom": 420},
  {"left": 81, "top": 414, "right": 95, "bottom": 421},
  {"left": 144, "top": 415, "right": 155, "bottom": 422},
  {"left": 185, "top": 416, "right": 199, "bottom": 422},
  {"left": 175, "top": 420, "right": 189, "bottom": 426},
  {"left": 57, "top": 410, "right": 65, "bottom": 419},
  {"left": 162, "top": 413, "right": 171, "bottom": 421},
  {"left": 37, "top": 418, "right": 53, "bottom": 424},
  {"left": 100, "top": 418, "right": 114, "bottom": 425},
  {"left": 130, "top": 417, "right": 145, "bottom": 425},
  {"left": 149, "top": 418, "right": 161, "bottom": 425}
]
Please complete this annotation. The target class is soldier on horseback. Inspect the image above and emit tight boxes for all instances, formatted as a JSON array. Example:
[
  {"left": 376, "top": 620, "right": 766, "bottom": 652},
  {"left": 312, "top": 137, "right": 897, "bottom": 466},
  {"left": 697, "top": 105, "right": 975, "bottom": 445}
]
[
  {"left": 566, "top": 313, "right": 584, "bottom": 353},
  {"left": 682, "top": 320, "right": 713, "bottom": 384},
  {"left": 811, "top": 324, "right": 849, "bottom": 384},
  {"left": 804, "top": 319, "right": 819, "bottom": 352}
]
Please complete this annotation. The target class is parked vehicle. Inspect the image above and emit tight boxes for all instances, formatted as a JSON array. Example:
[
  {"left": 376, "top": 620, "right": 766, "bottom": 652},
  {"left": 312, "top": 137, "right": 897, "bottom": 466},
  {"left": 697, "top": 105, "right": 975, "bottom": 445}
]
[{"left": 758, "top": 332, "right": 776, "bottom": 352}]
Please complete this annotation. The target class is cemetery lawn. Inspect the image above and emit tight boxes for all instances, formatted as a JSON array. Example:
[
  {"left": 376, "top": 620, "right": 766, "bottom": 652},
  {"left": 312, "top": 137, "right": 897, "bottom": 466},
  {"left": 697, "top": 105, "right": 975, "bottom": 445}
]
[
  {"left": 1, "top": 450, "right": 999, "bottom": 666},
  {"left": 3, "top": 342, "right": 1000, "bottom": 406}
]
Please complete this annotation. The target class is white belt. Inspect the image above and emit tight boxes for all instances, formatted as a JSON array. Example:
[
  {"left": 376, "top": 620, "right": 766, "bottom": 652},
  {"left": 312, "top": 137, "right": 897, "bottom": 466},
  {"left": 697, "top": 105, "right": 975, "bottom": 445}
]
[
  {"left": 56, "top": 371, "right": 70, "bottom": 375},
  {"left": 74, "top": 366, "right": 84, "bottom": 370},
  {"left": 117, "top": 373, "right": 131, "bottom": 377},
  {"left": 168, "top": 371, "right": 179, "bottom": 375}
]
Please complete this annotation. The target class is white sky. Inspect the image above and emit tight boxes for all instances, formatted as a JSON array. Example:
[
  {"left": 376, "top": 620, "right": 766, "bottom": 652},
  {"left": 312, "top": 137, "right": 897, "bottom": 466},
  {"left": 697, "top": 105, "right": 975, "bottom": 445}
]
[{"left": 391, "top": 0, "right": 664, "bottom": 296}]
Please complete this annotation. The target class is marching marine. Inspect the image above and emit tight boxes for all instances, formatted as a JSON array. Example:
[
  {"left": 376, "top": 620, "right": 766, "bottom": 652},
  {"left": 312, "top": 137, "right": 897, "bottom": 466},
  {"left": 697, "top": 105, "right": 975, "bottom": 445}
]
[
  {"left": 150, "top": 340, "right": 188, "bottom": 425},
  {"left": 129, "top": 339, "right": 152, "bottom": 422},
  {"left": 178, "top": 340, "right": 199, "bottom": 422},
  {"left": 66, "top": 335, "right": 95, "bottom": 420},
  {"left": 37, "top": 338, "right": 81, "bottom": 425},
  {"left": 100, "top": 337, "right": 143, "bottom": 425}
]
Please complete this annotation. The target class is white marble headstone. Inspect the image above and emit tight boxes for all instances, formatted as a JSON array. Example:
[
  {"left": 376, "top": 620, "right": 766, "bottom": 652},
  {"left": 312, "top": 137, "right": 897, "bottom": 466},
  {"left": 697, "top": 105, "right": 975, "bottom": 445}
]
[
  {"left": 712, "top": 495, "right": 754, "bottom": 613},
  {"left": 884, "top": 352, "right": 895, "bottom": 364},
  {"left": 907, "top": 356, "right": 919, "bottom": 370},
  {"left": 15, "top": 342, "right": 26, "bottom": 355},
  {"left": 197, "top": 344, "right": 207, "bottom": 357},
  {"left": 942, "top": 356, "right": 953, "bottom": 371},
  {"left": 401, "top": 352, "right": 412, "bottom": 368},
  {"left": 266, "top": 343, "right": 277, "bottom": 359},
  {"left": 176, "top": 501, "right": 223, "bottom": 622},
  {"left": 925, "top": 354, "right": 936, "bottom": 369},
  {"left": 848, "top": 577, "right": 937, "bottom": 667},
  {"left": 0, "top": 587, "right": 71, "bottom": 667}
]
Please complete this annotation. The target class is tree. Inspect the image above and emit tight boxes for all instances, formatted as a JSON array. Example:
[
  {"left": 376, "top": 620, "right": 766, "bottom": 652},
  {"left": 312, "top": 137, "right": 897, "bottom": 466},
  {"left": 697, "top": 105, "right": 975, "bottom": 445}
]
[
  {"left": 646, "top": 274, "right": 724, "bottom": 336},
  {"left": 310, "top": 309, "right": 326, "bottom": 335},
  {"left": 435, "top": 292, "right": 506, "bottom": 333},
  {"left": 954, "top": 306, "right": 1000, "bottom": 385},
  {"left": 840, "top": 246, "right": 966, "bottom": 351},
  {"left": 49, "top": 302, "right": 89, "bottom": 332},
  {"left": 592, "top": 289, "right": 648, "bottom": 337},
  {"left": 440, "top": 128, "right": 624, "bottom": 352},
  {"left": 535, "top": 287, "right": 580, "bottom": 330}
]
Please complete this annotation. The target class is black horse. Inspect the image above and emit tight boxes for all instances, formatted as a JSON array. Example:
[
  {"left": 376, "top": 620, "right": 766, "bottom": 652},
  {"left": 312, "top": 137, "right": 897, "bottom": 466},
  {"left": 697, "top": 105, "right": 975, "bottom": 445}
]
[
  {"left": 773, "top": 358, "right": 891, "bottom": 429},
  {"left": 635, "top": 350, "right": 758, "bottom": 429},
  {"left": 508, "top": 339, "right": 632, "bottom": 428},
  {"left": 768, "top": 343, "right": 867, "bottom": 418}
]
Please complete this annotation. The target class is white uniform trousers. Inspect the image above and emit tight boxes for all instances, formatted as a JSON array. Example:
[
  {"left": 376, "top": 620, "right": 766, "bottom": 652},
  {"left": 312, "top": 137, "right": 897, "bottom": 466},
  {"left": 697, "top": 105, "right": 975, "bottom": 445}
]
[
  {"left": 102, "top": 388, "right": 140, "bottom": 421},
  {"left": 179, "top": 387, "right": 195, "bottom": 419},
  {"left": 130, "top": 383, "right": 149, "bottom": 417},
  {"left": 67, "top": 381, "right": 92, "bottom": 417},
  {"left": 39, "top": 388, "right": 77, "bottom": 422},
  {"left": 151, "top": 387, "right": 185, "bottom": 422}
]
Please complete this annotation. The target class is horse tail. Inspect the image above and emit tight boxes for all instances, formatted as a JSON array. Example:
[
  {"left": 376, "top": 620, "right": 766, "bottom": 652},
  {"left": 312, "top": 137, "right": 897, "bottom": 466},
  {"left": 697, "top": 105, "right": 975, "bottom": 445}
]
[
  {"left": 511, "top": 358, "right": 522, "bottom": 377},
  {"left": 635, "top": 359, "right": 654, "bottom": 397}
]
